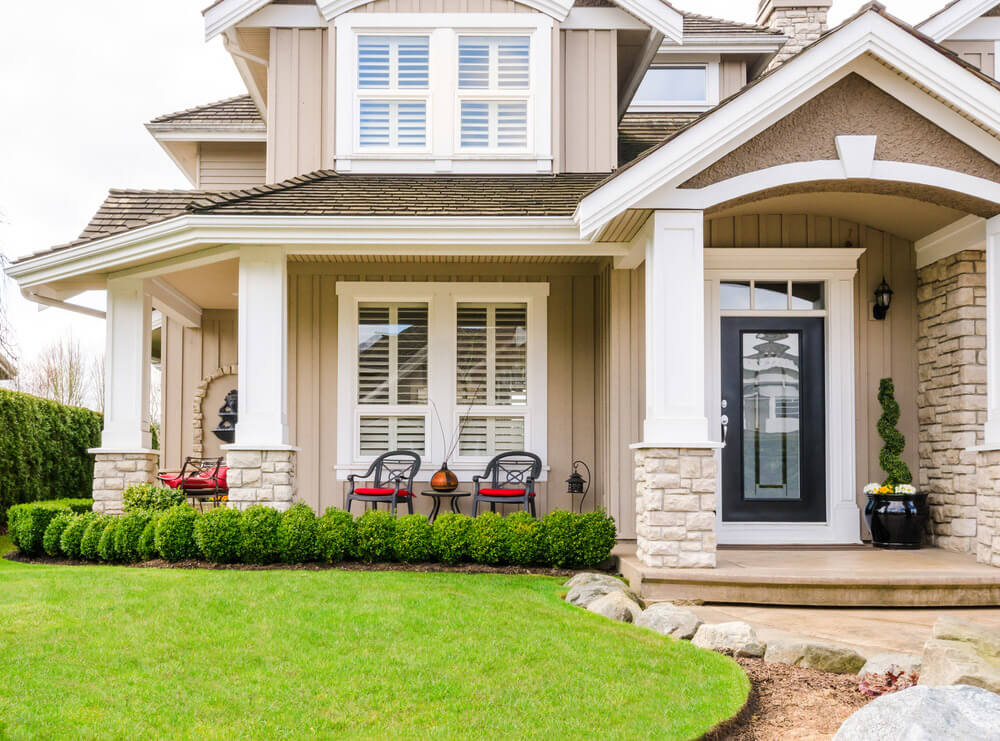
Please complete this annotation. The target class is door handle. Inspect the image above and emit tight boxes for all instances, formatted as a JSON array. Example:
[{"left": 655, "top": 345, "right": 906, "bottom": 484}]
[{"left": 721, "top": 414, "right": 729, "bottom": 448}]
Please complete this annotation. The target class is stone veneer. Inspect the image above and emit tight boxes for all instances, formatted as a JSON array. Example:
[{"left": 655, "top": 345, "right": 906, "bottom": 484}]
[
  {"left": 634, "top": 448, "right": 717, "bottom": 568},
  {"left": 917, "top": 250, "right": 987, "bottom": 553},
  {"left": 225, "top": 449, "right": 297, "bottom": 511},
  {"left": 977, "top": 451, "right": 1000, "bottom": 567},
  {"left": 758, "top": 1, "right": 832, "bottom": 70},
  {"left": 92, "top": 452, "right": 160, "bottom": 514}
]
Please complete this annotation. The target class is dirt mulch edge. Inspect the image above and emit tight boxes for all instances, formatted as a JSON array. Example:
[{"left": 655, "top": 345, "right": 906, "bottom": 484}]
[
  {"left": 699, "top": 666, "right": 758, "bottom": 740},
  {"left": 3, "top": 550, "right": 593, "bottom": 577}
]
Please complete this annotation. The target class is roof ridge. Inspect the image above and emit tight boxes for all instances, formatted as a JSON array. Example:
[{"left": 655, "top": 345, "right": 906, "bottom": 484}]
[
  {"left": 188, "top": 169, "right": 341, "bottom": 212},
  {"left": 147, "top": 94, "right": 258, "bottom": 124},
  {"left": 681, "top": 10, "right": 783, "bottom": 34}
]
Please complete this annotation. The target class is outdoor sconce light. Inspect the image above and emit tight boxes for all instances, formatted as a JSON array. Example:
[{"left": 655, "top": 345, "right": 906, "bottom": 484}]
[
  {"left": 566, "top": 460, "right": 591, "bottom": 513},
  {"left": 873, "top": 277, "right": 893, "bottom": 321}
]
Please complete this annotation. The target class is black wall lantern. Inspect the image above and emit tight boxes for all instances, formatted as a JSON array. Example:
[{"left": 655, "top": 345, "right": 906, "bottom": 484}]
[
  {"left": 873, "top": 277, "right": 893, "bottom": 321},
  {"left": 212, "top": 389, "right": 238, "bottom": 444},
  {"left": 566, "top": 460, "right": 591, "bottom": 513}
]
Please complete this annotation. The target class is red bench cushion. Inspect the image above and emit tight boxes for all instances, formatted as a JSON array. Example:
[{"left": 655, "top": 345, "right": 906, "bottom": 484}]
[
  {"left": 479, "top": 488, "right": 530, "bottom": 497},
  {"left": 159, "top": 467, "right": 228, "bottom": 492},
  {"left": 354, "top": 487, "right": 412, "bottom": 497}
]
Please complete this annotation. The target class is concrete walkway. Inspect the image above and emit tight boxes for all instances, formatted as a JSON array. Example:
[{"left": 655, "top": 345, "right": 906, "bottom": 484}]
[{"left": 685, "top": 604, "right": 1000, "bottom": 657}]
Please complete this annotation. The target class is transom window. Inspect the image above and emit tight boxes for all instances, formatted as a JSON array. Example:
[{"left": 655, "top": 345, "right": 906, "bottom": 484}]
[
  {"left": 721, "top": 281, "right": 826, "bottom": 312},
  {"left": 356, "top": 35, "right": 429, "bottom": 149},
  {"left": 337, "top": 283, "right": 548, "bottom": 479},
  {"left": 634, "top": 65, "right": 708, "bottom": 104}
]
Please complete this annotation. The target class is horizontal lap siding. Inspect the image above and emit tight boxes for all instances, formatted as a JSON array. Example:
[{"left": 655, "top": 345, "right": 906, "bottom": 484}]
[
  {"left": 705, "top": 214, "right": 919, "bottom": 526},
  {"left": 198, "top": 143, "right": 266, "bottom": 190}
]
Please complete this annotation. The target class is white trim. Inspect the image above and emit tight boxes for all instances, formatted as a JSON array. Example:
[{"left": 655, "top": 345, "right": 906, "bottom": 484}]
[
  {"left": 562, "top": 7, "right": 649, "bottom": 30},
  {"left": 918, "top": 0, "right": 1000, "bottom": 42},
  {"left": 7, "top": 215, "right": 627, "bottom": 289},
  {"left": 914, "top": 214, "right": 987, "bottom": 269},
  {"left": 705, "top": 248, "right": 862, "bottom": 545},
  {"left": 146, "top": 127, "right": 266, "bottom": 142},
  {"left": 943, "top": 17, "right": 1000, "bottom": 40},
  {"left": 657, "top": 40, "right": 786, "bottom": 54},
  {"left": 238, "top": 4, "right": 325, "bottom": 28},
  {"left": 835, "top": 135, "right": 877, "bottom": 178},
  {"left": 576, "top": 9, "right": 1000, "bottom": 237},
  {"left": 321, "top": 0, "right": 573, "bottom": 21},
  {"left": 101, "top": 278, "right": 153, "bottom": 450},
  {"left": 335, "top": 281, "right": 548, "bottom": 480},
  {"left": 984, "top": 215, "right": 1000, "bottom": 445},
  {"left": 204, "top": 0, "right": 273, "bottom": 40},
  {"left": 145, "top": 278, "right": 202, "bottom": 329},
  {"left": 613, "top": 0, "right": 683, "bottom": 43}
]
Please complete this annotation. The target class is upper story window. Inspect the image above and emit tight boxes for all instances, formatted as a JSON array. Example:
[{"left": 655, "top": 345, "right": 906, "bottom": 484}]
[
  {"left": 629, "top": 56, "right": 721, "bottom": 113},
  {"left": 335, "top": 14, "right": 553, "bottom": 173},
  {"left": 356, "top": 36, "right": 430, "bottom": 149}
]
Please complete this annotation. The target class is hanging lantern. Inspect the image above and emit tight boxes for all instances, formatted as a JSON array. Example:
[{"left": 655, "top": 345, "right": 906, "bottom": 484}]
[
  {"left": 566, "top": 460, "right": 591, "bottom": 513},
  {"left": 873, "top": 277, "right": 893, "bottom": 321}
]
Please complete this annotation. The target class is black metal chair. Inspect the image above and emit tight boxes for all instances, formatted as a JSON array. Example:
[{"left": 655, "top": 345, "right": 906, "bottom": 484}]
[
  {"left": 157, "top": 456, "right": 228, "bottom": 512},
  {"left": 345, "top": 450, "right": 422, "bottom": 515},
  {"left": 471, "top": 451, "right": 542, "bottom": 517}
]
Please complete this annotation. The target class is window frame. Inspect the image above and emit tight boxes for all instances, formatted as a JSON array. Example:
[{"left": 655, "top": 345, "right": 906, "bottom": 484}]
[
  {"left": 336, "top": 281, "right": 549, "bottom": 481},
  {"left": 628, "top": 56, "right": 721, "bottom": 113},
  {"left": 335, "top": 13, "right": 553, "bottom": 172}
]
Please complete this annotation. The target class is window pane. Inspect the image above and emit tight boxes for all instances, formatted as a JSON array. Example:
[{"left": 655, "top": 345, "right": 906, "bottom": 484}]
[
  {"left": 458, "top": 36, "right": 530, "bottom": 90},
  {"left": 496, "top": 36, "right": 530, "bottom": 89},
  {"left": 460, "top": 101, "right": 490, "bottom": 147},
  {"left": 457, "top": 303, "right": 527, "bottom": 406},
  {"left": 633, "top": 66, "right": 707, "bottom": 103},
  {"left": 396, "top": 38, "right": 429, "bottom": 88},
  {"left": 396, "top": 102, "right": 426, "bottom": 147},
  {"left": 359, "top": 101, "right": 390, "bottom": 147},
  {"left": 360, "top": 416, "right": 426, "bottom": 456},
  {"left": 358, "top": 36, "right": 428, "bottom": 89},
  {"left": 458, "top": 416, "right": 524, "bottom": 457},
  {"left": 358, "top": 303, "right": 428, "bottom": 404},
  {"left": 720, "top": 281, "right": 751, "bottom": 310},
  {"left": 754, "top": 282, "right": 788, "bottom": 310},
  {"left": 458, "top": 38, "right": 490, "bottom": 89},
  {"left": 496, "top": 101, "right": 527, "bottom": 148},
  {"left": 359, "top": 101, "right": 425, "bottom": 148},
  {"left": 791, "top": 282, "right": 824, "bottom": 310},
  {"left": 358, "top": 37, "right": 391, "bottom": 88}
]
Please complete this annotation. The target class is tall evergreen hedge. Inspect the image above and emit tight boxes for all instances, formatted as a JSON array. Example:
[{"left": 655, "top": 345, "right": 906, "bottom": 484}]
[{"left": 0, "top": 389, "right": 103, "bottom": 527}]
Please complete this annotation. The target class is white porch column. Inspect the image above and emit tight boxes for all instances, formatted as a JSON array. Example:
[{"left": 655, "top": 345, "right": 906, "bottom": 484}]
[
  {"left": 90, "top": 277, "right": 158, "bottom": 514},
  {"left": 226, "top": 246, "right": 296, "bottom": 511},
  {"left": 643, "top": 210, "right": 710, "bottom": 443},
  {"left": 633, "top": 210, "right": 719, "bottom": 569}
]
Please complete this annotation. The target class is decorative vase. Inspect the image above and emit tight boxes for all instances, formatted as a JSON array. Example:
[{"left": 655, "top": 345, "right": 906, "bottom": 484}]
[
  {"left": 865, "top": 491, "right": 929, "bottom": 549},
  {"left": 431, "top": 463, "right": 459, "bottom": 492}
]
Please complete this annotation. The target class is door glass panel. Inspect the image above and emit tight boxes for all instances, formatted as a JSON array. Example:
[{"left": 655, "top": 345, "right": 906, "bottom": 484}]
[
  {"left": 791, "top": 282, "right": 824, "bottom": 310},
  {"left": 754, "top": 282, "right": 788, "bottom": 310},
  {"left": 720, "top": 281, "right": 751, "bottom": 310},
  {"left": 741, "top": 330, "right": 801, "bottom": 501}
]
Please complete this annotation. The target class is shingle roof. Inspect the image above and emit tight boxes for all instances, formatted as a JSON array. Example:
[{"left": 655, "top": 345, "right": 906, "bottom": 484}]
[
  {"left": 14, "top": 172, "right": 608, "bottom": 263},
  {"left": 147, "top": 95, "right": 263, "bottom": 129},
  {"left": 682, "top": 13, "right": 784, "bottom": 38},
  {"left": 618, "top": 112, "right": 700, "bottom": 165}
]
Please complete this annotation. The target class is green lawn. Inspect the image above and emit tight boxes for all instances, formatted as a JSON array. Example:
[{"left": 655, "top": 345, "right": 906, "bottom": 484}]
[{"left": 0, "top": 541, "right": 748, "bottom": 740}]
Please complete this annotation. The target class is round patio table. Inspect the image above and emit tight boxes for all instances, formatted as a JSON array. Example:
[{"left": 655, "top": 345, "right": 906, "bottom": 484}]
[{"left": 420, "top": 491, "right": 470, "bottom": 523}]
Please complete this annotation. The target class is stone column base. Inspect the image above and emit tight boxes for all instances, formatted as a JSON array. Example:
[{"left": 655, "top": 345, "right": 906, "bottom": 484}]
[
  {"left": 634, "top": 447, "right": 718, "bottom": 568},
  {"left": 225, "top": 449, "right": 297, "bottom": 511},
  {"left": 976, "top": 450, "right": 1000, "bottom": 567},
  {"left": 91, "top": 452, "right": 160, "bottom": 515}
]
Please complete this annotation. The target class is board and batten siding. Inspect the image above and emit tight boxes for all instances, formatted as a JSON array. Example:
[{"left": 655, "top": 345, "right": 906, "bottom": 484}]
[
  {"left": 720, "top": 58, "right": 747, "bottom": 100},
  {"left": 561, "top": 29, "right": 617, "bottom": 173},
  {"left": 704, "top": 213, "right": 920, "bottom": 532},
  {"left": 941, "top": 40, "right": 996, "bottom": 78},
  {"left": 197, "top": 142, "right": 266, "bottom": 190}
]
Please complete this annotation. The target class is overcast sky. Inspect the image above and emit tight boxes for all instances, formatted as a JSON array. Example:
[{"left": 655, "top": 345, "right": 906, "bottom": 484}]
[{"left": 0, "top": 0, "right": 948, "bottom": 376}]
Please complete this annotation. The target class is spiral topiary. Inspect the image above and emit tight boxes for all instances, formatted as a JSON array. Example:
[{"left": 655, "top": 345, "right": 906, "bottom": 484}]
[{"left": 876, "top": 378, "right": 912, "bottom": 488}]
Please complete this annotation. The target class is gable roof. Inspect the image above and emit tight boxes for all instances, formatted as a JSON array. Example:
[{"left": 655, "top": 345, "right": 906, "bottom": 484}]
[
  {"left": 918, "top": 0, "right": 1000, "bottom": 42},
  {"left": 680, "top": 12, "right": 784, "bottom": 40},
  {"left": 576, "top": 2, "right": 1000, "bottom": 237},
  {"left": 147, "top": 95, "right": 263, "bottom": 130}
]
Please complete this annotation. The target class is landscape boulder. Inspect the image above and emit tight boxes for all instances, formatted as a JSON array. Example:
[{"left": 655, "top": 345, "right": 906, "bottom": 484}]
[
  {"left": 834, "top": 685, "right": 1000, "bottom": 740},
  {"left": 634, "top": 603, "right": 703, "bottom": 640},
  {"left": 564, "top": 572, "right": 627, "bottom": 591},
  {"left": 565, "top": 578, "right": 639, "bottom": 610},
  {"left": 763, "top": 637, "right": 866, "bottom": 674},
  {"left": 586, "top": 590, "right": 643, "bottom": 623},
  {"left": 860, "top": 652, "right": 922, "bottom": 677},
  {"left": 918, "top": 616, "right": 1000, "bottom": 693},
  {"left": 691, "top": 622, "right": 765, "bottom": 658}
]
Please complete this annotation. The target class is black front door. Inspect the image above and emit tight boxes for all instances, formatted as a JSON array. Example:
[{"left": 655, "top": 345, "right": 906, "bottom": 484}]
[{"left": 721, "top": 317, "right": 826, "bottom": 523}]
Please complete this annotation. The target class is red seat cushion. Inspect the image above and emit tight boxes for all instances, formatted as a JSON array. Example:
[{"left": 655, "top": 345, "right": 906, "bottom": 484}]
[
  {"left": 479, "top": 488, "right": 530, "bottom": 497},
  {"left": 354, "top": 487, "right": 412, "bottom": 497},
  {"left": 160, "top": 468, "right": 228, "bottom": 492}
]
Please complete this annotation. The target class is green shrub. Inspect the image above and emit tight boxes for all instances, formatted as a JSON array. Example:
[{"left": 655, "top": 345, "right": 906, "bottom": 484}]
[
  {"left": 60, "top": 513, "right": 95, "bottom": 559},
  {"left": 432, "top": 513, "right": 472, "bottom": 565},
  {"left": 354, "top": 509, "right": 396, "bottom": 562},
  {"left": 240, "top": 505, "right": 282, "bottom": 565},
  {"left": 0, "top": 389, "right": 103, "bottom": 527},
  {"left": 468, "top": 511, "right": 509, "bottom": 565},
  {"left": 138, "top": 514, "right": 161, "bottom": 561},
  {"left": 42, "top": 512, "right": 74, "bottom": 557},
  {"left": 393, "top": 515, "right": 434, "bottom": 563},
  {"left": 194, "top": 507, "right": 243, "bottom": 564},
  {"left": 505, "top": 511, "right": 545, "bottom": 566},
  {"left": 80, "top": 517, "right": 110, "bottom": 561},
  {"left": 155, "top": 505, "right": 199, "bottom": 562},
  {"left": 317, "top": 508, "right": 357, "bottom": 563},
  {"left": 877, "top": 378, "right": 913, "bottom": 487},
  {"left": 98, "top": 518, "right": 123, "bottom": 562},
  {"left": 114, "top": 511, "right": 152, "bottom": 563},
  {"left": 277, "top": 503, "right": 319, "bottom": 563},
  {"left": 122, "top": 483, "right": 184, "bottom": 513},
  {"left": 8, "top": 499, "right": 90, "bottom": 555},
  {"left": 542, "top": 510, "right": 616, "bottom": 569}
]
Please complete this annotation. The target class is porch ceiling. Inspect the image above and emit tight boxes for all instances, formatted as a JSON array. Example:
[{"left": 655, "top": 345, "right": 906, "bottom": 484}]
[{"left": 161, "top": 258, "right": 238, "bottom": 310}]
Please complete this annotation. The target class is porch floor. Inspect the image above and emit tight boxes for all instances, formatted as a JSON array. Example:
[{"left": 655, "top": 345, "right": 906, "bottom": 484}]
[{"left": 617, "top": 546, "right": 1000, "bottom": 607}]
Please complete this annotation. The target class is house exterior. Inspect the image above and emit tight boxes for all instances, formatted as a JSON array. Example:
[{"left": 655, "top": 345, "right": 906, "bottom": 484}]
[{"left": 8, "top": 0, "right": 1000, "bottom": 572}]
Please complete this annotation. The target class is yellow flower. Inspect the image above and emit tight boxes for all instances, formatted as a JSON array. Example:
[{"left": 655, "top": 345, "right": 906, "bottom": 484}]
[{"left": 879, "top": 486, "right": 892, "bottom": 494}]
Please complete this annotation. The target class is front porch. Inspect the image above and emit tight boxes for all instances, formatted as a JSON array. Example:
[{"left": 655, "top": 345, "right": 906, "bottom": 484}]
[{"left": 618, "top": 545, "right": 1000, "bottom": 607}]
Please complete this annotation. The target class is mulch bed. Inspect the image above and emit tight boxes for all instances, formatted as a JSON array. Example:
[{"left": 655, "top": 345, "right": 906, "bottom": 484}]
[
  {"left": 3, "top": 551, "right": 582, "bottom": 577},
  {"left": 715, "top": 658, "right": 872, "bottom": 740}
]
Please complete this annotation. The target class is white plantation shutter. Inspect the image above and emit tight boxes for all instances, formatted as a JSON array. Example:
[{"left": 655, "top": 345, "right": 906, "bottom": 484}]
[
  {"left": 358, "top": 36, "right": 429, "bottom": 89},
  {"left": 457, "top": 35, "right": 530, "bottom": 150},
  {"left": 356, "top": 35, "right": 429, "bottom": 150},
  {"left": 360, "top": 416, "right": 426, "bottom": 455},
  {"left": 458, "top": 416, "right": 524, "bottom": 457}
]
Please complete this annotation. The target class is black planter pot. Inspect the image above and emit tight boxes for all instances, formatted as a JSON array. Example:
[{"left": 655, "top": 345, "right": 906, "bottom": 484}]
[{"left": 864, "top": 492, "right": 929, "bottom": 549}]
